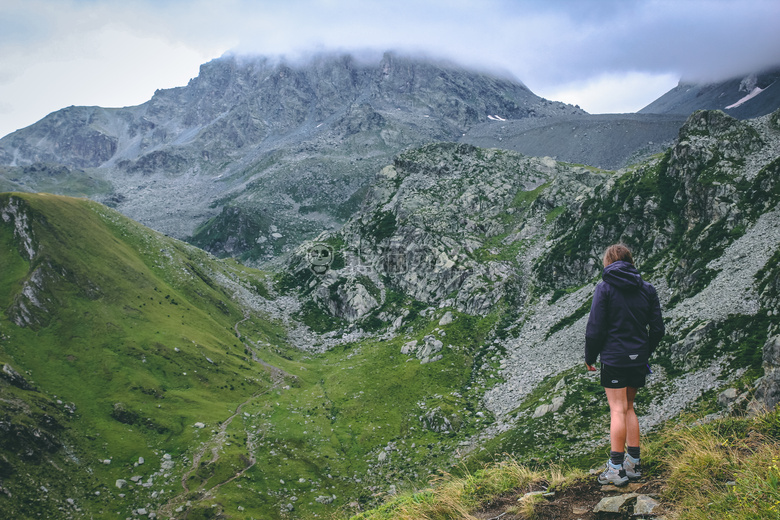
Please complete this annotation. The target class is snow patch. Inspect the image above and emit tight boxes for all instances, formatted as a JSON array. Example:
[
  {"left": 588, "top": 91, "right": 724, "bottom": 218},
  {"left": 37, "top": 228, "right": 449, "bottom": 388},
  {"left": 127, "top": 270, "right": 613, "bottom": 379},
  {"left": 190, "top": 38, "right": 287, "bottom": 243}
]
[
  {"left": 487, "top": 115, "right": 507, "bottom": 121},
  {"left": 725, "top": 86, "right": 765, "bottom": 109}
]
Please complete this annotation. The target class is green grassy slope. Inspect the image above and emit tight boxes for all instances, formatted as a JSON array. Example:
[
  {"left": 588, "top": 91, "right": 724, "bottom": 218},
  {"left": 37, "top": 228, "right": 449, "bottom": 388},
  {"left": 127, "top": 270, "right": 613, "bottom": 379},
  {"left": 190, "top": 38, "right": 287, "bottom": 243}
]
[{"left": 0, "top": 193, "right": 285, "bottom": 518}]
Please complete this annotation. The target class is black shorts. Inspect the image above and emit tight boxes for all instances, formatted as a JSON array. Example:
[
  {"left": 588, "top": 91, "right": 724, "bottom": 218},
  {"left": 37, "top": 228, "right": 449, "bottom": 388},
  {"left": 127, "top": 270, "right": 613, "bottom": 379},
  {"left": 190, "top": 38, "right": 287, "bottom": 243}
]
[{"left": 600, "top": 363, "right": 649, "bottom": 389}]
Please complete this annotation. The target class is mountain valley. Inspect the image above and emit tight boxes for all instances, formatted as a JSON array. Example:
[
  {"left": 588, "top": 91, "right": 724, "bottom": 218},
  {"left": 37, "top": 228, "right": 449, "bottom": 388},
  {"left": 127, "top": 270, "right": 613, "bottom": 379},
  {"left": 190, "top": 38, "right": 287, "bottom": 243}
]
[{"left": 1, "top": 52, "right": 780, "bottom": 519}]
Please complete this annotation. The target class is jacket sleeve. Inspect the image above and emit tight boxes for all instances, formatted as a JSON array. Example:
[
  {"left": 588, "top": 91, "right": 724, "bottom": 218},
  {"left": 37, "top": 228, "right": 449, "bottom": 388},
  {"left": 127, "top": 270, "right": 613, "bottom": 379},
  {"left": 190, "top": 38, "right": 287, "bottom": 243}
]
[
  {"left": 585, "top": 283, "right": 608, "bottom": 365},
  {"left": 647, "top": 285, "right": 664, "bottom": 354}
]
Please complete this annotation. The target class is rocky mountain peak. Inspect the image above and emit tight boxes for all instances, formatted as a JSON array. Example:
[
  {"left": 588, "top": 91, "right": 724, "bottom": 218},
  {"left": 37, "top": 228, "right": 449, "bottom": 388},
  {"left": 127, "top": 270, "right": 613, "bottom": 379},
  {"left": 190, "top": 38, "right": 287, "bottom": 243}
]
[{"left": 0, "top": 51, "right": 587, "bottom": 262}]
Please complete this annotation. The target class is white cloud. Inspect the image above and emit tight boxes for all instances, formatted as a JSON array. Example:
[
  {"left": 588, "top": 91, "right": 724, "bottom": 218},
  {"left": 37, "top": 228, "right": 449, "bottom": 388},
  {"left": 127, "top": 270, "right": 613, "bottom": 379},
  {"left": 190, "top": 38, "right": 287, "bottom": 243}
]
[
  {"left": 0, "top": 0, "right": 779, "bottom": 137},
  {"left": 536, "top": 72, "right": 680, "bottom": 114},
  {"left": 0, "top": 23, "right": 223, "bottom": 136}
]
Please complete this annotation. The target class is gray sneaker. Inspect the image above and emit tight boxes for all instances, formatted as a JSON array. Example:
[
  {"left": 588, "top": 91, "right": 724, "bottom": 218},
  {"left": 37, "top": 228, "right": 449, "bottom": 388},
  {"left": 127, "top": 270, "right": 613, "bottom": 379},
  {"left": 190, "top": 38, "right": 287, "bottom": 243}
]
[
  {"left": 623, "top": 454, "right": 641, "bottom": 480},
  {"left": 597, "top": 460, "right": 629, "bottom": 486}
]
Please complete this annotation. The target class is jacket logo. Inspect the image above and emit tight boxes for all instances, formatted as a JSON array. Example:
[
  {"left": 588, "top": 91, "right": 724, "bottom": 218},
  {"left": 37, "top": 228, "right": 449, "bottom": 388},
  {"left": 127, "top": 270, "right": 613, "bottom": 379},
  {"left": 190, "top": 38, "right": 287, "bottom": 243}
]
[{"left": 629, "top": 354, "right": 638, "bottom": 360}]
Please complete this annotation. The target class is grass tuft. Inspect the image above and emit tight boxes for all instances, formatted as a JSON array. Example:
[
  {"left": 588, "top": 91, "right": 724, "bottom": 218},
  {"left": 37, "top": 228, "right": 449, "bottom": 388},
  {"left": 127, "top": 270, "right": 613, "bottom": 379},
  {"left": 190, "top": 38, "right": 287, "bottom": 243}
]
[
  {"left": 349, "top": 459, "right": 572, "bottom": 520},
  {"left": 351, "top": 408, "right": 780, "bottom": 520},
  {"left": 647, "top": 408, "right": 780, "bottom": 520}
]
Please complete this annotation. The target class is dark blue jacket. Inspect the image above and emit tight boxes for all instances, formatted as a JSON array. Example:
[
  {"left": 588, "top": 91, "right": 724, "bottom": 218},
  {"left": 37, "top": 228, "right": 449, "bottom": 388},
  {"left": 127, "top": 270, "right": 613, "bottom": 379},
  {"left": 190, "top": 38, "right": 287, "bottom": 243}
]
[{"left": 585, "top": 261, "right": 664, "bottom": 367}]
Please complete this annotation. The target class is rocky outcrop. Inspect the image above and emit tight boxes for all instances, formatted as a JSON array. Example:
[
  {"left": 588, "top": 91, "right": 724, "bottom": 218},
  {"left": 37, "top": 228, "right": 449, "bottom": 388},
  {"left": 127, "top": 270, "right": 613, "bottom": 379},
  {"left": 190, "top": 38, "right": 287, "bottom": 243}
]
[
  {"left": 752, "top": 335, "right": 780, "bottom": 412},
  {"left": 285, "top": 142, "right": 609, "bottom": 321},
  {"left": 0, "top": 106, "right": 118, "bottom": 168},
  {"left": 313, "top": 272, "right": 380, "bottom": 321},
  {"left": 537, "top": 109, "right": 780, "bottom": 298},
  {"left": 1, "top": 194, "right": 37, "bottom": 260},
  {"left": 0, "top": 364, "right": 35, "bottom": 391},
  {"left": 401, "top": 334, "right": 444, "bottom": 364},
  {"left": 284, "top": 110, "right": 780, "bottom": 380}
]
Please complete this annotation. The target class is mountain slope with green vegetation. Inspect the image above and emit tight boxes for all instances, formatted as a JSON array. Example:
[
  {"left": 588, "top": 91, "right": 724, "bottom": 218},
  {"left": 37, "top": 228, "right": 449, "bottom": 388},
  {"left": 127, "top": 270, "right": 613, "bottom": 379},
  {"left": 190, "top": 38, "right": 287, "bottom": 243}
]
[
  {"left": 0, "top": 194, "right": 515, "bottom": 518},
  {"left": 0, "top": 192, "right": 291, "bottom": 517},
  {"left": 1, "top": 108, "right": 779, "bottom": 519}
]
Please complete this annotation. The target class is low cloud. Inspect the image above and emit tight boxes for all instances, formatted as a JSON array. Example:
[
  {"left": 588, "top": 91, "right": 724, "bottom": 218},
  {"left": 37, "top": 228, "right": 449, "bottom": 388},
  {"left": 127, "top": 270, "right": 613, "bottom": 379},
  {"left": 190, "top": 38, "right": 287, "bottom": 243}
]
[
  {"left": 1, "top": 0, "right": 779, "bottom": 137},
  {"left": 539, "top": 71, "right": 680, "bottom": 114}
]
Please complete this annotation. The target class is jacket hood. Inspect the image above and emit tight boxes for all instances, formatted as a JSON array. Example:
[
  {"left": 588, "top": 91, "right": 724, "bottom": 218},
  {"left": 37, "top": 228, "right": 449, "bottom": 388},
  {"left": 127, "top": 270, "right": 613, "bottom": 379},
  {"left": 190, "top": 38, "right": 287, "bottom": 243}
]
[{"left": 602, "top": 260, "right": 643, "bottom": 290}]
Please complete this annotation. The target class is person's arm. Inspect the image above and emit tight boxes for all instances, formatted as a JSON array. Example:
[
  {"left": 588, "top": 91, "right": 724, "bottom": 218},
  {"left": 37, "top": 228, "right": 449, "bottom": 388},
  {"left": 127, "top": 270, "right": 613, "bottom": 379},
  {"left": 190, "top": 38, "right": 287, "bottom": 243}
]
[
  {"left": 585, "top": 283, "right": 608, "bottom": 367},
  {"left": 648, "top": 285, "right": 664, "bottom": 354}
]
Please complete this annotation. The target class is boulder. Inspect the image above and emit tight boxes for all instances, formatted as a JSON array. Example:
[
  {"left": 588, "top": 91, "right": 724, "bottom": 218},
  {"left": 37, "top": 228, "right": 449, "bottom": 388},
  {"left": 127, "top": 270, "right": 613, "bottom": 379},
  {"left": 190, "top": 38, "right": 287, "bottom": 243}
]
[
  {"left": 634, "top": 494, "right": 661, "bottom": 515},
  {"left": 717, "top": 387, "right": 739, "bottom": 409},
  {"left": 593, "top": 493, "right": 637, "bottom": 514},
  {"left": 400, "top": 340, "right": 418, "bottom": 355},
  {"left": 751, "top": 335, "right": 780, "bottom": 412},
  {"left": 417, "top": 335, "right": 444, "bottom": 363},
  {"left": 438, "top": 311, "right": 454, "bottom": 326},
  {"left": 532, "top": 396, "right": 565, "bottom": 418}
]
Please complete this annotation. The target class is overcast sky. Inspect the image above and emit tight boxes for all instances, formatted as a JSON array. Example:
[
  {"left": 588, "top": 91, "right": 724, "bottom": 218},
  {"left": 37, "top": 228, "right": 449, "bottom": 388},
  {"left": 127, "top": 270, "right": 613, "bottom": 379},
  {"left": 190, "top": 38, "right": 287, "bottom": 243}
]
[{"left": 1, "top": 0, "right": 779, "bottom": 138}]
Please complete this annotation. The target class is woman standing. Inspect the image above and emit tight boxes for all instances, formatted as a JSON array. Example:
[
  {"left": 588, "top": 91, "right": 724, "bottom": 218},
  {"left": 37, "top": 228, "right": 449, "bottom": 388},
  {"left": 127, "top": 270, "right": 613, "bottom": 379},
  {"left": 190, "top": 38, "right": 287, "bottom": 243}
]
[{"left": 585, "top": 244, "right": 664, "bottom": 486}]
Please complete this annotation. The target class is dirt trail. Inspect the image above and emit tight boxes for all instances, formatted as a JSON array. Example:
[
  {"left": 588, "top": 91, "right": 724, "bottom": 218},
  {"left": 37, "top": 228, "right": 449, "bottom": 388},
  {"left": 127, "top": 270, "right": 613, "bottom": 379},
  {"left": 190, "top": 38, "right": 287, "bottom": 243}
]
[{"left": 473, "top": 475, "right": 667, "bottom": 520}]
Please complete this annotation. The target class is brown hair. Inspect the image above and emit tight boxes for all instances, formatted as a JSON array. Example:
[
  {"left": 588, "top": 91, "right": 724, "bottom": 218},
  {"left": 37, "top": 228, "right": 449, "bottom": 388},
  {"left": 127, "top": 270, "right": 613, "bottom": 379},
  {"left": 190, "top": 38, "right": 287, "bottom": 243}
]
[{"left": 603, "top": 243, "right": 634, "bottom": 267}]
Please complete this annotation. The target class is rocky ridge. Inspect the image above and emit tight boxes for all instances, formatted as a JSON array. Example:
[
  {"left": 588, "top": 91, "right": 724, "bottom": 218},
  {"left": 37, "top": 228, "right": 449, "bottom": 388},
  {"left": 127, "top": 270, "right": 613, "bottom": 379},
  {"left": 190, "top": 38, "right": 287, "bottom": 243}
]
[
  {"left": 2, "top": 57, "right": 778, "bottom": 271},
  {"left": 0, "top": 52, "right": 584, "bottom": 263},
  {"left": 640, "top": 66, "right": 780, "bottom": 120},
  {"left": 283, "top": 142, "right": 609, "bottom": 323}
]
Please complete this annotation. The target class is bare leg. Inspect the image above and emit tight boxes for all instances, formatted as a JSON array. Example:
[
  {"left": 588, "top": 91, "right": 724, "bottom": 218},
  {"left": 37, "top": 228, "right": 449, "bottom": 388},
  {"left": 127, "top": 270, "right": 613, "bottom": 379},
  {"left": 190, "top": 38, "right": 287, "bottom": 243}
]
[
  {"left": 605, "top": 387, "right": 628, "bottom": 453},
  {"left": 625, "top": 386, "right": 640, "bottom": 448}
]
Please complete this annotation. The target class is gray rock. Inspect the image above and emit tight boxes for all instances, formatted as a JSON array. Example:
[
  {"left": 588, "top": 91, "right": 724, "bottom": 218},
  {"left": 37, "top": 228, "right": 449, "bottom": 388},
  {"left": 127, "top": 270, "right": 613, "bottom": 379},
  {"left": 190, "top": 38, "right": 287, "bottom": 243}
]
[
  {"left": 671, "top": 321, "right": 716, "bottom": 369},
  {"left": 593, "top": 493, "right": 637, "bottom": 513},
  {"left": 420, "top": 407, "right": 455, "bottom": 433},
  {"left": 752, "top": 335, "right": 780, "bottom": 411},
  {"left": 1, "top": 363, "right": 35, "bottom": 391},
  {"left": 717, "top": 387, "right": 739, "bottom": 408},
  {"left": 533, "top": 396, "right": 565, "bottom": 418},
  {"left": 314, "top": 274, "right": 379, "bottom": 321},
  {"left": 417, "top": 335, "right": 444, "bottom": 362},
  {"left": 438, "top": 311, "right": 454, "bottom": 326},
  {"left": 634, "top": 494, "right": 661, "bottom": 515},
  {"left": 401, "top": 340, "right": 418, "bottom": 355}
]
